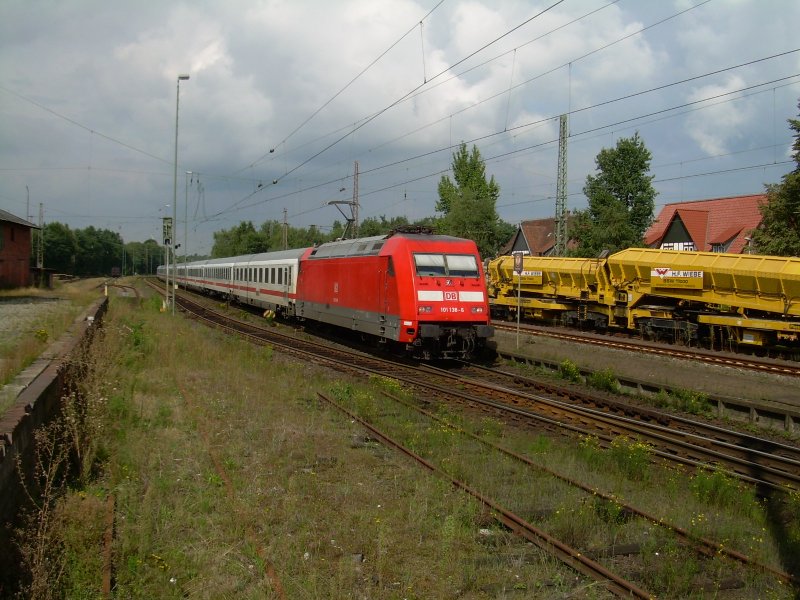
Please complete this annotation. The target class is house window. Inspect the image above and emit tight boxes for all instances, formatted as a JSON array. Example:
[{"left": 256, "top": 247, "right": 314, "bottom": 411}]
[{"left": 661, "top": 242, "right": 695, "bottom": 251}]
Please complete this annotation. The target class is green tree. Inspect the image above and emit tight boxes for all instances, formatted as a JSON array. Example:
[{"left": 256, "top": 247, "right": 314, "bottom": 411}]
[
  {"left": 572, "top": 132, "right": 656, "bottom": 257},
  {"left": 42, "top": 222, "right": 77, "bottom": 273},
  {"left": 211, "top": 221, "right": 267, "bottom": 257},
  {"left": 437, "top": 142, "right": 510, "bottom": 257},
  {"left": 437, "top": 143, "right": 500, "bottom": 215},
  {"left": 125, "top": 239, "right": 164, "bottom": 275},
  {"left": 358, "top": 215, "right": 410, "bottom": 237},
  {"left": 73, "top": 226, "right": 123, "bottom": 275},
  {"left": 752, "top": 100, "right": 800, "bottom": 256}
]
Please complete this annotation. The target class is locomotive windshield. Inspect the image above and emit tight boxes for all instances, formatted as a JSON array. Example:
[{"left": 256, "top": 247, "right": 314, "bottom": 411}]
[{"left": 414, "top": 253, "right": 479, "bottom": 278}]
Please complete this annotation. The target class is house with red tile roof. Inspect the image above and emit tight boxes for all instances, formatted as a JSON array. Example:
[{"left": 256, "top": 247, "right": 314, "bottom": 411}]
[
  {"left": 499, "top": 215, "right": 578, "bottom": 257},
  {"left": 644, "top": 194, "right": 765, "bottom": 254}
]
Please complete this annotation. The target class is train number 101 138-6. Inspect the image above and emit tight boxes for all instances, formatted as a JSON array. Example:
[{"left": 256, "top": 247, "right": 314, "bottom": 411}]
[{"left": 440, "top": 306, "right": 465, "bottom": 313}]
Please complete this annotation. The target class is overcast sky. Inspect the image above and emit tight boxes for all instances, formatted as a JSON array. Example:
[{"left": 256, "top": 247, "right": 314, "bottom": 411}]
[{"left": 1, "top": 0, "right": 798, "bottom": 255}]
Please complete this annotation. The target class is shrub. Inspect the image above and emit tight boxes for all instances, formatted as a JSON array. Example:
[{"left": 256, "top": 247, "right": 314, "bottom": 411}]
[
  {"left": 670, "top": 388, "right": 711, "bottom": 415},
  {"left": 577, "top": 434, "right": 603, "bottom": 468},
  {"left": 558, "top": 359, "right": 581, "bottom": 383},
  {"left": 608, "top": 436, "right": 651, "bottom": 481},
  {"left": 690, "top": 467, "right": 748, "bottom": 509},
  {"left": 587, "top": 368, "right": 619, "bottom": 393}
]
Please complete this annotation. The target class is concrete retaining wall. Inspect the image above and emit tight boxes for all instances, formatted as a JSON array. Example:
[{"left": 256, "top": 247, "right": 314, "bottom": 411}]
[{"left": 0, "top": 297, "right": 107, "bottom": 589}]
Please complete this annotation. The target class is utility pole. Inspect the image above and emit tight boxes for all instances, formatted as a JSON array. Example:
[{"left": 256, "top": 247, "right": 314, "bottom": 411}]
[
  {"left": 554, "top": 114, "right": 568, "bottom": 256},
  {"left": 185, "top": 171, "right": 192, "bottom": 268},
  {"left": 352, "top": 160, "right": 359, "bottom": 238},
  {"left": 284, "top": 208, "right": 289, "bottom": 249},
  {"left": 37, "top": 203, "right": 43, "bottom": 270}
]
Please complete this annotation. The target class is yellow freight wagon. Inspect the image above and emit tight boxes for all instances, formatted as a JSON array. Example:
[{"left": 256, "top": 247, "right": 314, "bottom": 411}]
[{"left": 488, "top": 248, "right": 800, "bottom": 351}]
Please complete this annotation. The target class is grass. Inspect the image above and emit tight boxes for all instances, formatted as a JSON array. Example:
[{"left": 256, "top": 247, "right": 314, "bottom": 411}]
[
  {"left": 0, "top": 278, "right": 104, "bottom": 408},
  {"left": 14, "top": 289, "right": 598, "bottom": 598},
  {"left": 333, "top": 385, "right": 797, "bottom": 597},
  {"left": 11, "top": 284, "right": 800, "bottom": 598},
  {"left": 655, "top": 388, "right": 712, "bottom": 415}
]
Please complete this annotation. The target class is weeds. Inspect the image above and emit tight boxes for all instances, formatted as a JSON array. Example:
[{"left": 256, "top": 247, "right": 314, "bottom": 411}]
[
  {"left": 11, "top": 286, "right": 794, "bottom": 598},
  {"left": 655, "top": 387, "right": 711, "bottom": 415},
  {"left": 671, "top": 388, "right": 711, "bottom": 415},
  {"left": 368, "top": 374, "right": 405, "bottom": 395},
  {"left": 558, "top": 359, "right": 581, "bottom": 383},
  {"left": 593, "top": 496, "right": 629, "bottom": 525},
  {"left": 587, "top": 368, "right": 620, "bottom": 393},
  {"left": 608, "top": 436, "right": 652, "bottom": 481},
  {"left": 690, "top": 466, "right": 752, "bottom": 510},
  {"left": 577, "top": 433, "right": 603, "bottom": 468},
  {"left": 14, "top": 420, "right": 73, "bottom": 599}
]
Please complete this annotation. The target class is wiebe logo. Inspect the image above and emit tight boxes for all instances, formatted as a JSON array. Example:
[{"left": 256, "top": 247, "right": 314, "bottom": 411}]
[{"left": 651, "top": 268, "right": 703, "bottom": 279}]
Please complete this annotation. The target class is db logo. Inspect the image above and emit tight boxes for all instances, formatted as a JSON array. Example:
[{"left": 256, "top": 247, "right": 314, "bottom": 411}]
[{"left": 444, "top": 291, "right": 458, "bottom": 301}]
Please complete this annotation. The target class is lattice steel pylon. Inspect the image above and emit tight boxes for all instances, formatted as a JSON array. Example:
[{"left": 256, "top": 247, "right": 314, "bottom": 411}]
[
  {"left": 328, "top": 161, "right": 360, "bottom": 239},
  {"left": 554, "top": 114, "right": 568, "bottom": 256}
]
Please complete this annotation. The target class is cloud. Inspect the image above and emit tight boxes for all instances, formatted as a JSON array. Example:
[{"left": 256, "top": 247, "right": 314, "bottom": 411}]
[
  {"left": 0, "top": 0, "right": 797, "bottom": 252},
  {"left": 684, "top": 75, "right": 749, "bottom": 155}
]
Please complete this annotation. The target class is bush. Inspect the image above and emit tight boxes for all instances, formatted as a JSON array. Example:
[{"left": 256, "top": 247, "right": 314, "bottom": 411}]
[
  {"left": 587, "top": 368, "right": 619, "bottom": 393},
  {"left": 670, "top": 388, "right": 711, "bottom": 415},
  {"left": 690, "top": 467, "right": 748, "bottom": 509},
  {"left": 608, "top": 436, "right": 651, "bottom": 481},
  {"left": 558, "top": 359, "right": 581, "bottom": 383}
]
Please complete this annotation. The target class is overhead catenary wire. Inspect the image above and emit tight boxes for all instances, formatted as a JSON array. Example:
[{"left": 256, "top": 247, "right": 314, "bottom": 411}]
[
  {"left": 0, "top": 0, "right": 724, "bottom": 207},
  {"left": 267, "top": 0, "right": 568, "bottom": 186},
  {"left": 209, "top": 1, "right": 730, "bottom": 220},
  {"left": 280, "top": 74, "right": 800, "bottom": 222},
  {"left": 5, "top": 2, "right": 797, "bottom": 241},
  {"left": 235, "top": 0, "right": 447, "bottom": 174}
]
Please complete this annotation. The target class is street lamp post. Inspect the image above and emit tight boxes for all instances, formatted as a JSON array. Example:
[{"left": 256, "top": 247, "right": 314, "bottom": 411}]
[{"left": 172, "top": 73, "right": 190, "bottom": 315}]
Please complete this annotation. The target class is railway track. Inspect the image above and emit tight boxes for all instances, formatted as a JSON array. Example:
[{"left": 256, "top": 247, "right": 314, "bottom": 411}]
[
  {"left": 318, "top": 391, "right": 654, "bottom": 598},
  {"left": 430, "top": 361, "right": 800, "bottom": 491},
  {"left": 167, "top": 286, "right": 800, "bottom": 492},
  {"left": 363, "top": 389, "right": 799, "bottom": 590},
  {"left": 493, "top": 321, "right": 800, "bottom": 378},
  {"left": 156, "top": 285, "right": 800, "bottom": 593}
]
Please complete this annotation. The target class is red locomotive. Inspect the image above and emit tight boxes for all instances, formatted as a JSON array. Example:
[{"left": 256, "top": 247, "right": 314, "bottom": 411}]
[{"left": 161, "top": 228, "right": 494, "bottom": 359}]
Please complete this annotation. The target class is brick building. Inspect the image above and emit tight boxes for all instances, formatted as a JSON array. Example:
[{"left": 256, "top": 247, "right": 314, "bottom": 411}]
[{"left": 0, "top": 209, "right": 38, "bottom": 288}]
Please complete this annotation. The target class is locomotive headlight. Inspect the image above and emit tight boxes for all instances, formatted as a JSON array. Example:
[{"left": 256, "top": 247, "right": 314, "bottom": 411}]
[
  {"left": 418, "top": 305, "right": 432, "bottom": 314},
  {"left": 471, "top": 306, "right": 484, "bottom": 314}
]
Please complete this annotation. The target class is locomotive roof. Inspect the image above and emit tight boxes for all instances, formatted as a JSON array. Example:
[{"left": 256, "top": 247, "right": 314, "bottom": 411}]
[
  {"left": 309, "top": 235, "right": 387, "bottom": 258},
  {"left": 309, "top": 232, "right": 469, "bottom": 259}
]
